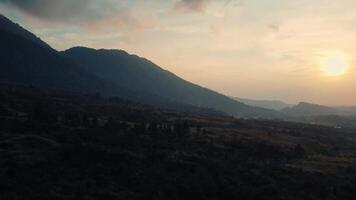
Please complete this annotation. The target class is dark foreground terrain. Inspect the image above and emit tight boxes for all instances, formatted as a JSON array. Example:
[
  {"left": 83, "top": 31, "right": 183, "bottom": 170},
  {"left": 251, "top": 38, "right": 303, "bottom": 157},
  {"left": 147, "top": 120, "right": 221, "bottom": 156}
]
[{"left": 1, "top": 85, "right": 356, "bottom": 200}]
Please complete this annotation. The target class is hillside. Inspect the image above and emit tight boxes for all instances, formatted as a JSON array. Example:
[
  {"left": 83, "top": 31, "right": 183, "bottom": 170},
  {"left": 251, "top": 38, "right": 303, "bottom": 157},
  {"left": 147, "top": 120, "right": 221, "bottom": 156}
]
[
  {"left": 0, "top": 84, "right": 356, "bottom": 200},
  {"left": 0, "top": 15, "right": 126, "bottom": 96},
  {"left": 62, "top": 47, "right": 282, "bottom": 118},
  {"left": 0, "top": 14, "right": 51, "bottom": 49},
  {"left": 0, "top": 14, "right": 281, "bottom": 118}
]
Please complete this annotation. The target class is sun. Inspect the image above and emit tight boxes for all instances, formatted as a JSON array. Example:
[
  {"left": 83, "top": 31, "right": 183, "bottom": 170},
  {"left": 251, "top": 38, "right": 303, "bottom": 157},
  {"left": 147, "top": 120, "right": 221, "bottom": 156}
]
[{"left": 321, "top": 52, "right": 349, "bottom": 76}]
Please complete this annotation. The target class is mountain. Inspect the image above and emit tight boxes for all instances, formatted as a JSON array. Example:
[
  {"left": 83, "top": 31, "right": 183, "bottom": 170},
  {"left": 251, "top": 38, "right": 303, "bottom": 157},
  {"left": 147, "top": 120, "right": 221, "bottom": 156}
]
[
  {"left": 0, "top": 15, "right": 132, "bottom": 96},
  {"left": 62, "top": 47, "right": 282, "bottom": 118},
  {"left": 0, "top": 15, "right": 51, "bottom": 49},
  {"left": 281, "top": 102, "right": 338, "bottom": 116},
  {"left": 0, "top": 14, "right": 281, "bottom": 118},
  {"left": 278, "top": 102, "right": 356, "bottom": 128},
  {"left": 282, "top": 102, "right": 356, "bottom": 117},
  {"left": 0, "top": 15, "right": 212, "bottom": 110},
  {"left": 333, "top": 106, "right": 356, "bottom": 116},
  {"left": 233, "top": 97, "right": 290, "bottom": 110}
]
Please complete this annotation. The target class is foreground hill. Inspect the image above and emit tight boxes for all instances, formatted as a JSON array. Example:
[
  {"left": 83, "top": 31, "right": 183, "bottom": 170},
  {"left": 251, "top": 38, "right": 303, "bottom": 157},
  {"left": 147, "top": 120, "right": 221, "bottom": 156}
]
[
  {"left": 0, "top": 85, "right": 356, "bottom": 200},
  {"left": 0, "top": 14, "right": 127, "bottom": 96},
  {"left": 0, "top": 14, "right": 51, "bottom": 49},
  {"left": 0, "top": 14, "right": 280, "bottom": 118},
  {"left": 62, "top": 47, "right": 281, "bottom": 118}
]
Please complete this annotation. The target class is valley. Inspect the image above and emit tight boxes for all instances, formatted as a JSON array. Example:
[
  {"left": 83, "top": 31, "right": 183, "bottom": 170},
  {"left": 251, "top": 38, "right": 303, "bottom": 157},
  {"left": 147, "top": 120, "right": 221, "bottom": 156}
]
[{"left": 0, "top": 85, "right": 356, "bottom": 199}]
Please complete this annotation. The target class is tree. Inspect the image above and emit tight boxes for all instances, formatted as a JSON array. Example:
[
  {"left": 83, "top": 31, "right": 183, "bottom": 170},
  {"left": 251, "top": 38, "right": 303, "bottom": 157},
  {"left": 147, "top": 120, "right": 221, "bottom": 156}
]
[
  {"left": 133, "top": 122, "right": 146, "bottom": 135},
  {"left": 174, "top": 120, "right": 190, "bottom": 137},
  {"left": 294, "top": 144, "right": 306, "bottom": 158},
  {"left": 148, "top": 121, "right": 158, "bottom": 134}
]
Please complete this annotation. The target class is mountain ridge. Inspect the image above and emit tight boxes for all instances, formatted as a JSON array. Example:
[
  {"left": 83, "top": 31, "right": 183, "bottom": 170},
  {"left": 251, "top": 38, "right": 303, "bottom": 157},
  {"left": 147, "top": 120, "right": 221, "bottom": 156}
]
[
  {"left": 282, "top": 102, "right": 338, "bottom": 116},
  {"left": 0, "top": 14, "right": 282, "bottom": 118},
  {"left": 62, "top": 47, "right": 282, "bottom": 118},
  {"left": 0, "top": 14, "right": 52, "bottom": 50},
  {"left": 0, "top": 15, "right": 213, "bottom": 112}
]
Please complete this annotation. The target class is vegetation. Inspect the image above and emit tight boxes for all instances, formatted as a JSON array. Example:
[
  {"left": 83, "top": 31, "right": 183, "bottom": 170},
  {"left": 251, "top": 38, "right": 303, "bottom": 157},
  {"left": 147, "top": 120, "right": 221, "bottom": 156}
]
[{"left": 0, "top": 85, "right": 356, "bottom": 200}]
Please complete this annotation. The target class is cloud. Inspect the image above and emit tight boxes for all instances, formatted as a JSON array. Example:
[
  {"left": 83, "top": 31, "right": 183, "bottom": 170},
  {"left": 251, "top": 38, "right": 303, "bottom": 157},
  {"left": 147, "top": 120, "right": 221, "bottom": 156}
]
[
  {"left": 268, "top": 23, "right": 280, "bottom": 32},
  {"left": 173, "top": 0, "right": 243, "bottom": 14},
  {"left": 174, "top": 0, "right": 210, "bottom": 13},
  {"left": 0, "top": 0, "right": 115, "bottom": 23},
  {"left": 0, "top": 0, "right": 157, "bottom": 34}
]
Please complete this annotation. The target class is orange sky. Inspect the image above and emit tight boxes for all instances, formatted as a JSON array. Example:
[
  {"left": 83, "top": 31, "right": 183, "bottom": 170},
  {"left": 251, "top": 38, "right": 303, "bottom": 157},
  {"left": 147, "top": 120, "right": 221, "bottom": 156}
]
[{"left": 1, "top": 0, "right": 356, "bottom": 105}]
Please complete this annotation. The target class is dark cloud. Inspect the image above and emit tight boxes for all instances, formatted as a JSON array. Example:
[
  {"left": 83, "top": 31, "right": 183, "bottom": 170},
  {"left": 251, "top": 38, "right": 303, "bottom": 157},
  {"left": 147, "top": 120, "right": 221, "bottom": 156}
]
[
  {"left": 0, "top": 0, "right": 120, "bottom": 24},
  {"left": 0, "top": 0, "right": 158, "bottom": 34},
  {"left": 174, "top": 0, "right": 210, "bottom": 13},
  {"left": 174, "top": 0, "right": 242, "bottom": 13}
]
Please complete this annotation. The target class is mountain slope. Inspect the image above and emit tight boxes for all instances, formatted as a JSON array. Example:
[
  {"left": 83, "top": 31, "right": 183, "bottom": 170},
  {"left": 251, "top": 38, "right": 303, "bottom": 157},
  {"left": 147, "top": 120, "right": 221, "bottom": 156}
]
[
  {"left": 0, "top": 14, "right": 281, "bottom": 118},
  {"left": 0, "top": 15, "right": 51, "bottom": 49},
  {"left": 0, "top": 15, "right": 229, "bottom": 115},
  {"left": 62, "top": 47, "right": 282, "bottom": 118},
  {"left": 0, "top": 24, "right": 120, "bottom": 95},
  {"left": 233, "top": 97, "right": 290, "bottom": 110}
]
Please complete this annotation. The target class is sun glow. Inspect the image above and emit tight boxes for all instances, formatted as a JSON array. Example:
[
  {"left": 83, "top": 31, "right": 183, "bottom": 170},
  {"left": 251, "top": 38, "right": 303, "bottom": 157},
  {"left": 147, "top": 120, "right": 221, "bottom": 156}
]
[{"left": 321, "top": 52, "right": 349, "bottom": 76}]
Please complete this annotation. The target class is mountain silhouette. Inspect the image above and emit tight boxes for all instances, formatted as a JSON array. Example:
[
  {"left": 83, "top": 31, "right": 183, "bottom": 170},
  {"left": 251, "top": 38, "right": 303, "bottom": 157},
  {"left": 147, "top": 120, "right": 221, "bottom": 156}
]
[
  {"left": 0, "top": 16, "right": 126, "bottom": 95},
  {"left": 0, "top": 14, "right": 51, "bottom": 49},
  {"left": 0, "top": 14, "right": 281, "bottom": 118},
  {"left": 282, "top": 102, "right": 337, "bottom": 116},
  {"left": 62, "top": 47, "right": 281, "bottom": 118}
]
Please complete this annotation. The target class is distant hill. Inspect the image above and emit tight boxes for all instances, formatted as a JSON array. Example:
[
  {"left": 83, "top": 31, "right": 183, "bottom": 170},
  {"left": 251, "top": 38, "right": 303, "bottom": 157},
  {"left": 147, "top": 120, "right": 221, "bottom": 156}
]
[
  {"left": 62, "top": 47, "right": 282, "bottom": 118},
  {"left": 233, "top": 97, "right": 290, "bottom": 110},
  {"left": 281, "top": 102, "right": 356, "bottom": 117},
  {"left": 0, "top": 14, "right": 281, "bottom": 118},
  {"left": 282, "top": 102, "right": 338, "bottom": 116},
  {"left": 333, "top": 106, "right": 356, "bottom": 116}
]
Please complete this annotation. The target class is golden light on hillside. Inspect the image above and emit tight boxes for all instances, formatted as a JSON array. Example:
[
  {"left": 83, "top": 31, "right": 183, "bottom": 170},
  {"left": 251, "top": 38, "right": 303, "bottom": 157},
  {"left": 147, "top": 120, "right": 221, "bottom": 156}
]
[{"left": 321, "top": 52, "right": 349, "bottom": 76}]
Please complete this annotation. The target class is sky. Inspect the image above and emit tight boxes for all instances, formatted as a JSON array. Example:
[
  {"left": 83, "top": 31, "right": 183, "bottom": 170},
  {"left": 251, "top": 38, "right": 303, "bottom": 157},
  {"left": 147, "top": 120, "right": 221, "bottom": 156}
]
[{"left": 1, "top": 0, "right": 356, "bottom": 105}]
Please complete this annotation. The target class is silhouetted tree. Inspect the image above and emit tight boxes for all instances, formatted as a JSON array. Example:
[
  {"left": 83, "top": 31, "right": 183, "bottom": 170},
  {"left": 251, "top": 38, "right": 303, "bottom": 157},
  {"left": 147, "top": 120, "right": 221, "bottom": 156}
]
[
  {"left": 174, "top": 120, "right": 190, "bottom": 137},
  {"left": 105, "top": 117, "right": 120, "bottom": 131},
  {"left": 294, "top": 144, "right": 306, "bottom": 158},
  {"left": 91, "top": 116, "right": 99, "bottom": 127},
  {"left": 183, "top": 120, "right": 190, "bottom": 134},
  {"left": 82, "top": 113, "right": 90, "bottom": 126},
  {"left": 148, "top": 121, "right": 158, "bottom": 134},
  {"left": 133, "top": 122, "right": 146, "bottom": 134}
]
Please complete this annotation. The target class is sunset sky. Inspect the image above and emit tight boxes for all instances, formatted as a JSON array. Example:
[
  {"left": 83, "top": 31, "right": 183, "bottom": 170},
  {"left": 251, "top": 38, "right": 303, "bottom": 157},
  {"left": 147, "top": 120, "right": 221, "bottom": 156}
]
[{"left": 1, "top": 0, "right": 356, "bottom": 105}]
